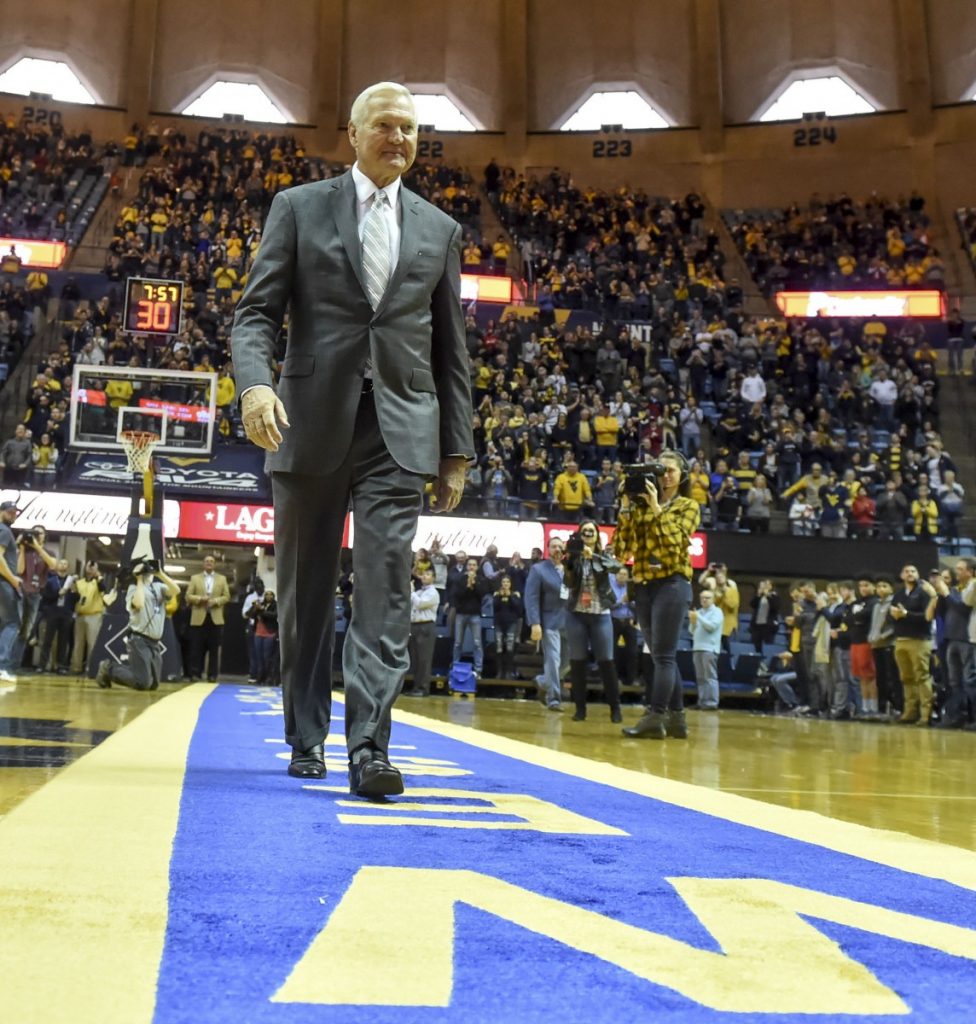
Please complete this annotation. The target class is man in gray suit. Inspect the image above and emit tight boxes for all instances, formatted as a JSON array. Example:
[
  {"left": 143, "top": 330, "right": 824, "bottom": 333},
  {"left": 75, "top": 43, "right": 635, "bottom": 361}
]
[
  {"left": 524, "top": 538, "right": 569, "bottom": 711},
  {"left": 231, "top": 82, "right": 473, "bottom": 798}
]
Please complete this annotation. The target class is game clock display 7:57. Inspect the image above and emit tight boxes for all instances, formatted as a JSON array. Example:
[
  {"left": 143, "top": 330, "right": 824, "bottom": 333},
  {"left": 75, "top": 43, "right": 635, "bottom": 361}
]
[{"left": 124, "top": 278, "right": 185, "bottom": 335}]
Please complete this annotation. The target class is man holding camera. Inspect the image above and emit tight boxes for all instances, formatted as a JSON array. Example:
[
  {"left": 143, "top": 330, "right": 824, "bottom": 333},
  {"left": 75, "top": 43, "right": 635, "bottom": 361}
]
[
  {"left": 615, "top": 451, "right": 700, "bottom": 739},
  {"left": 96, "top": 559, "right": 179, "bottom": 690},
  {"left": 11, "top": 524, "right": 56, "bottom": 673}
]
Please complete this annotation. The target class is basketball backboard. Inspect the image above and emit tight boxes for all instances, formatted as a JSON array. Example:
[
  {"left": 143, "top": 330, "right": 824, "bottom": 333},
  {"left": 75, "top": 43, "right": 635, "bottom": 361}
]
[{"left": 69, "top": 365, "right": 218, "bottom": 455}]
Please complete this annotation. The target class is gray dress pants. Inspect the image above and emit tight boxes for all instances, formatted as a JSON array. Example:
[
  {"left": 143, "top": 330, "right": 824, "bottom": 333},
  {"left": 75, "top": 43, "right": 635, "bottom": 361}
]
[{"left": 272, "top": 392, "right": 427, "bottom": 756}]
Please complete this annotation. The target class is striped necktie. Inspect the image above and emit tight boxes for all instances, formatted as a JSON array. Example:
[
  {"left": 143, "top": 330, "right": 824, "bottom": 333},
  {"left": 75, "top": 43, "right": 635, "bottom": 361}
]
[{"left": 362, "top": 189, "right": 392, "bottom": 309}]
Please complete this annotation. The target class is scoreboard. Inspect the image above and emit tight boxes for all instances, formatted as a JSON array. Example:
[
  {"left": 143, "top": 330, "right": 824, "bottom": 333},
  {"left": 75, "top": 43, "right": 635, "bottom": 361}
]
[{"left": 123, "top": 277, "right": 185, "bottom": 336}]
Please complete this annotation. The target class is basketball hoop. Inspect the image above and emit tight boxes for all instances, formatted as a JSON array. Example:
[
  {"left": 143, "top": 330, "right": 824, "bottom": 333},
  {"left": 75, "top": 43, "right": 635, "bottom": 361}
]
[{"left": 120, "top": 430, "right": 161, "bottom": 476}]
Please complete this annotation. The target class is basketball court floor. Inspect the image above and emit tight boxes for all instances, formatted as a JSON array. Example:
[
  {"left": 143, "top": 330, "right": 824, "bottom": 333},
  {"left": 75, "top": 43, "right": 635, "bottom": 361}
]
[{"left": 2, "top": 674, "right": 974, "bottom": 1021}]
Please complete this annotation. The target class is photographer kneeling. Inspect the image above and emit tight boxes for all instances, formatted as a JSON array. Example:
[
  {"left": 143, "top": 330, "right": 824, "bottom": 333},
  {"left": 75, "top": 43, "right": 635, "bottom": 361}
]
[
  {"left": 614, "top": 450, "right": 700, "bottom": 740},
  {"left": 563, "top": 520, "right": 623, "bottom": 722},
  {"left": 95, "top": 558, "right": 179, "bottom": 691}
]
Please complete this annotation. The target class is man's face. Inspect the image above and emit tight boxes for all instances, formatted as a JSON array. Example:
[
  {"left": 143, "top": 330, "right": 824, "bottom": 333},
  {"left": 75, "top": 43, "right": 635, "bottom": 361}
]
[
  {"left": 801, "top": 583, "right": 816, "bottom": 601},
  {"left": 348, "top": 90, "right": 417, "bottom": 187},
  {"left": 57, "top": 559, "right": 69, "bottom": 575},
  {"left": 0, "top": 508, "right": 17, "bottom": 525},
  {"left": 548, "top": 540, "right": 564, "bottom": 562},
  {"left": 455, "top": 552, "right": 466, "bottom": 565},
  {"left": 876, "top": 581, "right": 893, "bottom": 599},
  {"left": 901, "top": 565, "right": 919, "bottom": 586},
  {"left": 203, "top": 557, "right": 216, "bottom": 573},
  {"left": 700, "top": 591, "right": 714, "bottom": 608},
  {"left": 858, "top": 580, "right": 875, "bottom": 598},
  {"left": 955, "top": 561, "right": 974, "bottom": 585}
]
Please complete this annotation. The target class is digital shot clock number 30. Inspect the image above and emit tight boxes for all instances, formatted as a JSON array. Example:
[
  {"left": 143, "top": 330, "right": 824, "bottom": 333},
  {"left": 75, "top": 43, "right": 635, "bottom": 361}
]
[{"left": 123, "top": 278, "right": 185, "bottom": 336}]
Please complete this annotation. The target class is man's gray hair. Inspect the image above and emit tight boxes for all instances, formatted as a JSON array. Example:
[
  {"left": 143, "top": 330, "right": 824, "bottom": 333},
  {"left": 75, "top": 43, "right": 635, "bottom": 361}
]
[{"left": 349, "top": 82, "right": 415, "bottom": 126}]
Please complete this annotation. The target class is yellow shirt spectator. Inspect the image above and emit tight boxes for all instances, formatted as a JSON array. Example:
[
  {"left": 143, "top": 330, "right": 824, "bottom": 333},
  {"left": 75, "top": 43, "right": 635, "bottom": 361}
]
[
  {"left": 593, "top": 414, "right": 620, "bottom": 448},
  {"left": 215, "top": 374, "right": 236, "bottom": 407},
  {"left": 492, "top": 239, "right": 511, "bottom": 264},
  {"left": 105, "top": 379, "right": 134, "bottom": 409},
  {"left": 552, "top": 468, "right": 592, "bottom": 514}
]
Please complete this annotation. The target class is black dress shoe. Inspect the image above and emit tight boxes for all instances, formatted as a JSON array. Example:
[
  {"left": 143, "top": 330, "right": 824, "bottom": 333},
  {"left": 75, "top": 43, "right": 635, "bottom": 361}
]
[
  {"left": 288, "top": 743, "right": 326, "bottom": 779},
  {"left": 349, "top": 747, "right": 404, "bottom": 799}
]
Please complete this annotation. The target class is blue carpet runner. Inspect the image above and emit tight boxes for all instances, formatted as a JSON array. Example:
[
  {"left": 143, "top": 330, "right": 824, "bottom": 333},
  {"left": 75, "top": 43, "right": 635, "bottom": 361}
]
[{"left": 152, "top": 685, "right": 976, "bottom": 1023}]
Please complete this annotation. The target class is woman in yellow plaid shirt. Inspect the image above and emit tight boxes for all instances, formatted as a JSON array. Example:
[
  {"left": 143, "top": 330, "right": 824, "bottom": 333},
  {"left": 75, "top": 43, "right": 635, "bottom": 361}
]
[{"left": 614, "top": 450, "right": 700, "bottom": 740}]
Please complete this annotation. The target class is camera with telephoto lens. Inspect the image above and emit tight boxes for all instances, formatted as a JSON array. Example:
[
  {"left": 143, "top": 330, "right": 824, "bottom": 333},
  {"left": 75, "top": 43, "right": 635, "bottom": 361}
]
[
  {"left": 132, "top": 558, "right": 159, "bottom": 576},
  {"left": 622, "top": 461, "right": 667, "bottom": 496}
]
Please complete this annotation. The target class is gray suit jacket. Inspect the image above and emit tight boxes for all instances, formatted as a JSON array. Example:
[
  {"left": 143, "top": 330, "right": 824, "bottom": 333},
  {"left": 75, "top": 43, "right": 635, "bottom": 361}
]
[{"left": 231, "top": 172, "right": 474, "bottom": 476}]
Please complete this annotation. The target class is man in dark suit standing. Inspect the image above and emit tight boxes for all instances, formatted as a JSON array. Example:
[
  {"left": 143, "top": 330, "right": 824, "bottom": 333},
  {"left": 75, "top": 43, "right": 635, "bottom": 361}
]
[{"left": 232, "top": 82, "right": 473, "bottom": 798}]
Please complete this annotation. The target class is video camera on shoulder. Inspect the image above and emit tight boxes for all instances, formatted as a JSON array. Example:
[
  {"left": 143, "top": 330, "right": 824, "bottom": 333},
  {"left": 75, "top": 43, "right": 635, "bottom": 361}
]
[{"left": 622, "top": 461, "right": 667, "bottom": 496}]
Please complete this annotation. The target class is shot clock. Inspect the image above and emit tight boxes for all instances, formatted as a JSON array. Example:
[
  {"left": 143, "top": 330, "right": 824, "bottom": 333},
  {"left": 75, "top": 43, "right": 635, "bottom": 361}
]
[{"left": 123, "top": 277, "right": 185, "bottom": 336}]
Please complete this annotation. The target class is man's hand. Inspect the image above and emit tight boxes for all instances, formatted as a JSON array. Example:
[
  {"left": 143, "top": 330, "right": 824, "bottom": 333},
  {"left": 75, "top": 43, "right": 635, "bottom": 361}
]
[
  {"left": 242, "top": 385, "right": 290, "bottom": 452},
  {"left": 530, "top": 624, "right": 542, "bottom": 644},
  {"left": 431, "top": 456, "right": 467, "bottom": 514}
]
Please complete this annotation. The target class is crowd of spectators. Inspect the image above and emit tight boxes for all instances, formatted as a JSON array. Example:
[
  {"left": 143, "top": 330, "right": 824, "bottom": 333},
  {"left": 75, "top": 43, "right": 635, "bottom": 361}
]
[
  {"left": 0, "top": 118, "right": 115, "bottom": 245},
  {"left": 457, "top": 302, "right": 965, "bottom": 544},
  {"left": 488, "top": 163, "right": 734, "bottom": 320},
  {"left": 725, "top": 192, "right": 945, "bottom": 297},
  {"left": 1, "top": 141, "right": 969, "bottom": 553}
]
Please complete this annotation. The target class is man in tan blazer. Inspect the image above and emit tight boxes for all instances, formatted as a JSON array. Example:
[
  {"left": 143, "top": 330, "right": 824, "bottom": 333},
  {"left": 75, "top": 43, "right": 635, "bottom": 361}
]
[{"left": 185, "top": 555, "right": 231, "bottom": 681}]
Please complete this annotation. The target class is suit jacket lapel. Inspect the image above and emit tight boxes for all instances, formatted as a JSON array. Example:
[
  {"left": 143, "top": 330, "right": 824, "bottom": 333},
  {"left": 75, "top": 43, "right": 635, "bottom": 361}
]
[{"left": 331, "top": 173, "right": 368, "bottom": 299}]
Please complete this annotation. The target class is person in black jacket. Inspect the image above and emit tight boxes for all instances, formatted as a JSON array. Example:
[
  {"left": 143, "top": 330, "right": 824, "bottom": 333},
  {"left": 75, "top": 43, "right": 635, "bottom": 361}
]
[
  {"left": 492, "top": 575, "right": 523, "bottom": 679},
  {"left": 563, "top": 520, "right": 623, "bottom": 722},
  {"left": 748, "top": 579, "right": 780, "bottom": 654},
  {"left": 450, "top": 556, "right": 492, "bottom": 678},
  {"left": 37, "top": 558, "right": 73, "bottom": 673}
]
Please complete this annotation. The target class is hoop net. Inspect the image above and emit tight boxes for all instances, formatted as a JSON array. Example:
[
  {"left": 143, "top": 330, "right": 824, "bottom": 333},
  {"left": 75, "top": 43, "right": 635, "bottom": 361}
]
[{"left": 120, "top": 430, "right": 161, "bottom": 476}]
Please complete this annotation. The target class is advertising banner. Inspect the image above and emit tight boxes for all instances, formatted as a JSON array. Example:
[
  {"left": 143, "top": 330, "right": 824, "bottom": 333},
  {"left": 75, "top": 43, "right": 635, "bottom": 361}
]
[
  {"left": 65, "top": 448, "right": 270, "bottom": 499},
  {"left": 0, "top": 488, "right": 180, "bottom": 538},
  {"left": 176, "top": 503, "right": 541, "bottom": 556}
]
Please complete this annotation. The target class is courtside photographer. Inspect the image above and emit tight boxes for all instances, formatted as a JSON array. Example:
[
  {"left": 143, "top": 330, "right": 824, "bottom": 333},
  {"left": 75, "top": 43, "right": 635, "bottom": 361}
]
[
  {"left": 613, "top": 450, "right": 701, "bottom": 740},
  {"left": 95, "top": 556, "right": 179, "bottom": 691}
]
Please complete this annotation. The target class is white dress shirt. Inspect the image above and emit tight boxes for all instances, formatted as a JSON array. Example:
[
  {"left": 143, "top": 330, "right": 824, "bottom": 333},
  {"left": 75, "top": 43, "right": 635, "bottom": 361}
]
[
  {"left": 351, "top": 162, "right": 402, "bottom": 275},
  {"left": 411, "top": 583, "right": 440, "bottom": 623}
]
